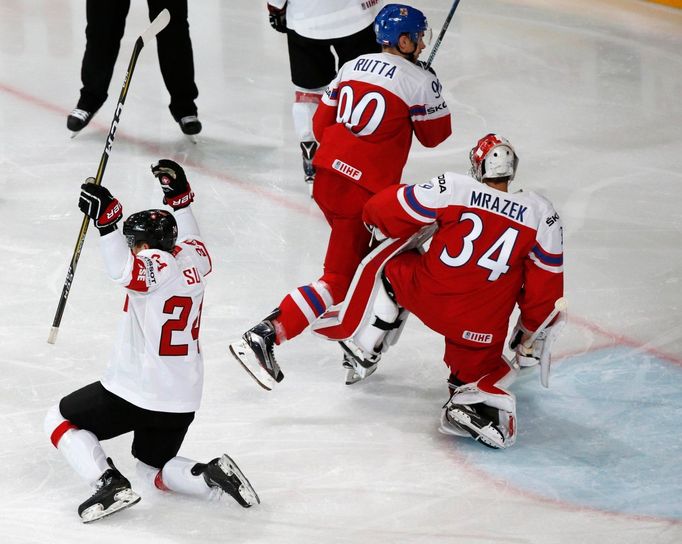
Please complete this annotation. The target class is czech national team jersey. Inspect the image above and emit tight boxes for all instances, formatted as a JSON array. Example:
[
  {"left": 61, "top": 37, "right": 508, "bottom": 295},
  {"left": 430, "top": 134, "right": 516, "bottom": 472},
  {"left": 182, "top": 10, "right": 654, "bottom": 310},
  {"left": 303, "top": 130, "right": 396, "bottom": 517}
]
[
  {"left": 99, "top": 207, "right": 211, "bottom": 413},
  {"left": 363, "top": 172, "right": 564, "bottom": 340},
  {"left": 313, "top": 52, "right": 452, "bottom": 194}
]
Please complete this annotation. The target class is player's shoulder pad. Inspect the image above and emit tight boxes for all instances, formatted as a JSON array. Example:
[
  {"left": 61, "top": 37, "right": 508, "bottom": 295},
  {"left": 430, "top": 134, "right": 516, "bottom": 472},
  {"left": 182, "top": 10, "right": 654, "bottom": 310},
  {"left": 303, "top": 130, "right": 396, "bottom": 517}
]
[
  {"left": 524, "top": 190, "right": 561, "bottom": 228},
  {"left": 136, "top": 248, "right": 177, "bottom": 278},
  {"left": 411, "top": 171, "right": 460, "bottom": 209}
]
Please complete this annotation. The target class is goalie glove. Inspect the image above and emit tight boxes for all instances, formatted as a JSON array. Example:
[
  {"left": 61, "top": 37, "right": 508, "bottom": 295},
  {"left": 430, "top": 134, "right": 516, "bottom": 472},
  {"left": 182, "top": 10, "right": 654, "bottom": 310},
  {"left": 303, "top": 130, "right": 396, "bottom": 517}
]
[
  {"left": 78, "top": 179, "right": 122, "bottom": 235},
  {"left": 151, "top": 159, "right": 194, "bottom": 210},
  {"left": 509, "top": 312, "right": 567, "bottom": 387},
  {"left": 267, "top": 3, "right": 287, "bottom": 33}
]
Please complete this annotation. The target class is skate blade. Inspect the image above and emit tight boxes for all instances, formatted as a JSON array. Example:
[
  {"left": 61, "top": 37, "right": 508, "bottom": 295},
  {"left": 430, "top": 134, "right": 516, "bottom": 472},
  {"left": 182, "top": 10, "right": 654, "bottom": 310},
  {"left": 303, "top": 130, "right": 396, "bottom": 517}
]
[
  {"left": 80, "top": 489, "right": 141, "bottom": 523},
  {"left": 69, "top": 130, "right": 80, "bottom": 140},
  {"left": 229, "top": 341, "right": 276, "bottom": 391},
  {"left": 218, "top": 454, "right": 260, "bottom": 507},
  {"left": 344, "top": 363, "right": 377, "bottom": 385},
  {"left": 184, "top": 134, "right": 198, "bottom": 144},
  {"left": 438, "top": 411, "right": 470, "bottom": 437},
  {"left": 447, "top": 407, "right": 505, "bottom": 449}
]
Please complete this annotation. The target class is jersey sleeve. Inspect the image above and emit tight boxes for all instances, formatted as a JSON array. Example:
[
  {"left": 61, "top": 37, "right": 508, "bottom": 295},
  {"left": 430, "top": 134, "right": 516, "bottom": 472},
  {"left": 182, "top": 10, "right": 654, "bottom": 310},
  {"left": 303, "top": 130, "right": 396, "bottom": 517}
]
[
  {"left": 410, "top": 68, "right": 452, "bottom": 148},
  {"left": 518, "top": 200, "right": 564, "bottom": 331},
  {"left": 363, "top": 173, "right": 454, "bottom": 239},
  {"left": 174, "top": 206, "right": 200, "bottom": 239},
  {"left": 99, "top": 229, "right": 133, "bottom": 282},
  {"left": 313, "top": 68, "right": 343, "bottom": 141}
]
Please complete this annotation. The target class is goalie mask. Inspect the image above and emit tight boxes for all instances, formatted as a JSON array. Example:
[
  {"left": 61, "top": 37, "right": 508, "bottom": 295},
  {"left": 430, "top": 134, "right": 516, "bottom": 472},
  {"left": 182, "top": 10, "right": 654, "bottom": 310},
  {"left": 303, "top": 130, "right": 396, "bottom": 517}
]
[
  {"left": 469, "top": 133, "right": 519, "bottom": 183},
  {"left": 123, "top": 209, "right": 178, "bottom": 251}
]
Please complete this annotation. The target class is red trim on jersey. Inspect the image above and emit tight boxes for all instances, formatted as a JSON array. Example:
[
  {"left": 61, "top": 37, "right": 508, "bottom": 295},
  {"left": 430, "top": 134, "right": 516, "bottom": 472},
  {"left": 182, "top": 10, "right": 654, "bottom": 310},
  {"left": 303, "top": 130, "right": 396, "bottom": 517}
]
[
  {"left": 125, "top": 256, "right": 150, "bottom": 292},
  {"left": 183, "top": 239, "right": 212, "bottom": 275},
  {"left": 50, "top": 420, "right": 77, "bottom": 448},
  {"left": 154, "top": 470, "right": 170, "bottom": 491},
  {"left": 123, "top": 294, "right": 129, "bottom": 312},
  {"left": 295, "top": 91, "right": 322, "bottom": 104}
]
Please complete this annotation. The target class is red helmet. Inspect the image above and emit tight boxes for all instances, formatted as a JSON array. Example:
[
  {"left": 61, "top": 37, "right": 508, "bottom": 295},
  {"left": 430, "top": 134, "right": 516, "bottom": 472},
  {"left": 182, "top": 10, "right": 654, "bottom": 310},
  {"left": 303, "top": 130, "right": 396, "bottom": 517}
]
[{"left": 469, "top": 133, "right": 519, "bottom": 182}]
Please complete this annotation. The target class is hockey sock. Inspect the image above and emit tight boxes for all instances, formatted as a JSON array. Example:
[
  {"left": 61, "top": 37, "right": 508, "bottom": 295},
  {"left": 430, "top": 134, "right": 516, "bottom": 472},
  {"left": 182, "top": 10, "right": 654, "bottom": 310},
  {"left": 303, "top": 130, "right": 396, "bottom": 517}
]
[
  {"left": 158, "top": 456, "right": 216, "bottom": 499},
  {"left": 44, "top": 405, "right": 110, "bottom": 485},
  {"left": 292, "top": 88, "right": 323, "bottom": 142},
  {"left": 277, "top": 281, "right": 333, "bottom": 341}
]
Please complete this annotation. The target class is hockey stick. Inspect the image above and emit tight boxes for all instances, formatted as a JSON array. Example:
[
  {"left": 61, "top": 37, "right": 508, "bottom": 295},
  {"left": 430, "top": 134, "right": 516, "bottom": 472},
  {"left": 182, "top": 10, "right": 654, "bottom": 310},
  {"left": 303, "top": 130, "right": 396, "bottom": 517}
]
[
  {"left": 425, "top": 0, "right": 462, "bottom": 69},
  {"left": 47, "top": 9, "right": 170, "bottom": 344}
]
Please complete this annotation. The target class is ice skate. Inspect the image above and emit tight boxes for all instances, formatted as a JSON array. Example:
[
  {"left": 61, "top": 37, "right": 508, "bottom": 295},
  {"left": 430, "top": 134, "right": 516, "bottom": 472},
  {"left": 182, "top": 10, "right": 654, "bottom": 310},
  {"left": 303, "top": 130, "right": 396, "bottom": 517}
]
[
  {"left": 339, "top": 340, "right": 379, "bottom": 385},
  {"left": 194, "top": 454, "right": 260, "bottom": 508},
  {"left": 178, "top": 115, "right": 202, "bottom": 143},
  {"left": 78, "top": 459, "right": 141, "bottom": 523},
  {"left": 67, "top": 108, "right": 94, "bottom": 138},
  {"left": 300, "top": 140, "right": 318, "bottom": 195},
  {"left": 441, "top": 402, "right": 506, "bottom": 449},
  {"left": 229, "top": 319, "right": 283, "bottom": 390}
]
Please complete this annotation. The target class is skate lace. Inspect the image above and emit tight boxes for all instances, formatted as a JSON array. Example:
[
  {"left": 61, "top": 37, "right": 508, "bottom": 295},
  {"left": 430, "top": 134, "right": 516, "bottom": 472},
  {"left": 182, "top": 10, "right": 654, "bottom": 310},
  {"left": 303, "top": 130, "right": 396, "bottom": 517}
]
[{"left": 70, "top": 109, "right": 91, "bottom": 121}]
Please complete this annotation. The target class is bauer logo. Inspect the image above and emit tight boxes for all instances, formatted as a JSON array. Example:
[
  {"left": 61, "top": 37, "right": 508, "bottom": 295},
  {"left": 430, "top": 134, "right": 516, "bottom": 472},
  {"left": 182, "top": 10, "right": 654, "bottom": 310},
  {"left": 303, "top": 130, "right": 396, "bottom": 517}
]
[
  {"left": 462, "top": 330, "right": 493, "bottom": 344},
  {"left": 332, "top": 159, "right": 362, "bottom": 181}
]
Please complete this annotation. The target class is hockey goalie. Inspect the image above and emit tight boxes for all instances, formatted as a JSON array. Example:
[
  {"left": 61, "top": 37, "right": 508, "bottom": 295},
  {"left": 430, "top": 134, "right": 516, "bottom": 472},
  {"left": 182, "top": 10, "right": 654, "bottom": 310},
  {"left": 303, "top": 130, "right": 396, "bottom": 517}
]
[{"left": 313, "top": 133, "right": 566, "bottom": 449}]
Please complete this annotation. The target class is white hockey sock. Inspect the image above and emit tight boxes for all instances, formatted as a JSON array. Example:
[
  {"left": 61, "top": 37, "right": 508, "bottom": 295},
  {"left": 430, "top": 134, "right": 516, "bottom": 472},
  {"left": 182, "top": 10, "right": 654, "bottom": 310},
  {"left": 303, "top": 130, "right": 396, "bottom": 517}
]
[
  {"left": 44, "top": 405, "right": 110, "bottom": 485},
  {"left": 158, "top": 456, "right": 215, "bottom": 499},
  {"left": 292, "top": 87, "right": 323, "bottom": 142}
]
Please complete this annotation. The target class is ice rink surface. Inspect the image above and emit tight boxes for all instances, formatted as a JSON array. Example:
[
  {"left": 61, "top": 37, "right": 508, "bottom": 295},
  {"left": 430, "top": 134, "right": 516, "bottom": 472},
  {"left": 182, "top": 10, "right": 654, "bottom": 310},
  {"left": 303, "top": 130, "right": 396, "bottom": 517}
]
[{"left": 1, "top": 0, "right": 681, "bottom": 542}]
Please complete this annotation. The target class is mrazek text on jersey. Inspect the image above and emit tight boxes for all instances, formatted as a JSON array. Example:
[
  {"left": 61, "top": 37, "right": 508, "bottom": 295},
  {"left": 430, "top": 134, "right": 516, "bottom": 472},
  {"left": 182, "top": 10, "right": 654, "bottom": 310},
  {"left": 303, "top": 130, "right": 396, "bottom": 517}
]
[{"left": 470, "top": 191, "right": 527, "bottom": 223}]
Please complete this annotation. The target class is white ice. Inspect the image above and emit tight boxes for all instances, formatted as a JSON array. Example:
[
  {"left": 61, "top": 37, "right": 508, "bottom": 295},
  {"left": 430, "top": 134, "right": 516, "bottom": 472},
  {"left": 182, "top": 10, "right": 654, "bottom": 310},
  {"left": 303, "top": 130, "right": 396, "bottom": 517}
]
[{"left": 1, "top": 0, "right": 681, "bottom": 542}]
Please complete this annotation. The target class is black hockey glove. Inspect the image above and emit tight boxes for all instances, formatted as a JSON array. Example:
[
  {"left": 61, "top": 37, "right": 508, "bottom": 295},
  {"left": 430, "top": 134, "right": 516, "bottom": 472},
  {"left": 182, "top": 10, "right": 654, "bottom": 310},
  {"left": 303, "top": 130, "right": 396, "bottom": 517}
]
[
  {"left": 151, "top": 159, "right": 194, "bottom": 210},
  {"left": 267, "top": 3, "right": 287, "bottom": 33},
  {"left": 78, "top": 179, "right": 122, "bottom": 235}
]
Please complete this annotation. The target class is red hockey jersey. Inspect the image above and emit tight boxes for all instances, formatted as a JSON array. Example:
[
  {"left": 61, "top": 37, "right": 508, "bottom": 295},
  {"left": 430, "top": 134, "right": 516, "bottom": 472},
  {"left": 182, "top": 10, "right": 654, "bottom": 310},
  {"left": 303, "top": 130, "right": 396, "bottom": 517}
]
[
  {"left": 313, "top": 52, "right": 452, "bottom": 194},
  {"left": 363, "top": 172, "right": 564, "bottom": 343}
]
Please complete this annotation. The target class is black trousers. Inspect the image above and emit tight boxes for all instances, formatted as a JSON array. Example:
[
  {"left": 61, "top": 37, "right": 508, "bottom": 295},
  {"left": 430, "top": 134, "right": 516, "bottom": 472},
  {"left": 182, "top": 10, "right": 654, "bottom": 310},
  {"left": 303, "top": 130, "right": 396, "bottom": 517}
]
[
  {"left": 60, "top": 381, "right": 195, "bottom": 469},
  {"left": 78, "top": 0, "right": 198, "bottom": 120},
  {"left": 287, "top": 24, "right": 381, "bottom": 90}
]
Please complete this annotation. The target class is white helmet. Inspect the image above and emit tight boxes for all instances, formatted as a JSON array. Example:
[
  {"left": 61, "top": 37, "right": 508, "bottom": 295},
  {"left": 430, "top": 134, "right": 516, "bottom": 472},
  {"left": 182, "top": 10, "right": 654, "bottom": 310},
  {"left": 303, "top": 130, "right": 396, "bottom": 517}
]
[{"left": 469, "top": 133, "right": 519, "bottom": 182}]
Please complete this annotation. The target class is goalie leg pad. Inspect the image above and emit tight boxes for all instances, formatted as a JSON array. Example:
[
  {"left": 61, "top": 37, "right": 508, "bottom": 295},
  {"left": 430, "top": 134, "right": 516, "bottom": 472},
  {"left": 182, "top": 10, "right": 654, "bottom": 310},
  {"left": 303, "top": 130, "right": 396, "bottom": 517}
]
[{"left": 353, "top": 276, "right": 402, "bottom": 354}]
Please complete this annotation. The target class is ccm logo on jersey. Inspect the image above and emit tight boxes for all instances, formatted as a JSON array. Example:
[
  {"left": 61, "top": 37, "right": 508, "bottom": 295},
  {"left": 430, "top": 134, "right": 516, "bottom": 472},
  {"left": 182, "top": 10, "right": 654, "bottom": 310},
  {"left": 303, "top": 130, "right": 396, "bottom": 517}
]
[
  {"left": 332, "top": 159, "right": 362, "bottom": 180},
  {"left": 462, "top": 330, "right": 493, "bottom": 344},
  {"left": 546, "top": 212, "right": 560, "bottom": 226}
]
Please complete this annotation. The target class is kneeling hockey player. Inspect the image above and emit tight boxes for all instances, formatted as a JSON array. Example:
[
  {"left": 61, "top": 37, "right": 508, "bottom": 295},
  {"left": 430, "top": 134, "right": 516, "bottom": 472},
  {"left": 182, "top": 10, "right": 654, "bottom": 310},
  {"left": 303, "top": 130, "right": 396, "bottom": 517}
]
[
  {"left": 44, "top": 160, "right": 259, "bottom": 522},
  {"left": 316, "top": 134, "right": 566, "bottom": 449}
]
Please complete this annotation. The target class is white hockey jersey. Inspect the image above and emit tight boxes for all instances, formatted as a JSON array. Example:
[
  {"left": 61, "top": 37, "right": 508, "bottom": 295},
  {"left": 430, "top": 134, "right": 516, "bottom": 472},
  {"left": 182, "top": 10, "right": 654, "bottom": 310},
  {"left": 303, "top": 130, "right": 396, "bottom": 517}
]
[
  {"left": 269, "top": 0, "right": 383, "bottom": 40},
  {"left": 98, "top": 207, "right": 211, "bottom": 413}
]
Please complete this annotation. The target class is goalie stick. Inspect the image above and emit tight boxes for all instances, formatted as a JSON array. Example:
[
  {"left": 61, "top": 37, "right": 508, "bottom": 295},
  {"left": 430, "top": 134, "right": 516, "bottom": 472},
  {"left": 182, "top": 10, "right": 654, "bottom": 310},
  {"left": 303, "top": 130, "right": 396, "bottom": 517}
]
[
  {"left": 425, "top": 0, "right": 462, "bottom": 70},
  {"left": 47, "top": 9, "right": 171, "bottom": 345}
]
